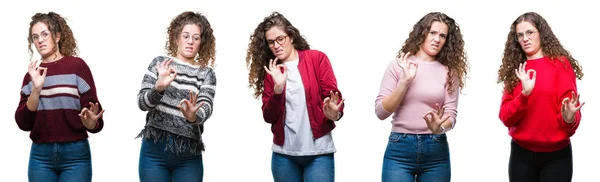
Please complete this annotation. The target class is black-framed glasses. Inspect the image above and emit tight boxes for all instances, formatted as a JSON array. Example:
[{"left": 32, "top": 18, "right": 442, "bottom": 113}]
[
  {"left": 31, "top": 30, "right": 51, "bottom": 42},
  {"left": 515, "top": 30, "right": 537, "bottom": 41},
  {"left": 267, "top": 35, "right": 288, "bottom": 47}
]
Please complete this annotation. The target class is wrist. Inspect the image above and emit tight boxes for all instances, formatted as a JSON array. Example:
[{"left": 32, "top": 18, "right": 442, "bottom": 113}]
[
  {"left": 274, "top": 84, "right": 284, "bottom": 94},
  {"left": 521, "top": 90, "right": 531, "bottom": 96}
]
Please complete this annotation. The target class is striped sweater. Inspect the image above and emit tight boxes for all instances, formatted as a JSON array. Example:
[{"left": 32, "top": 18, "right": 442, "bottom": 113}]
[
  {"left": 15, "top": 56, "right": 104, "bottom": 143},
  {"left": 136, "top": 56, "right": 216, "bottom": 155}
]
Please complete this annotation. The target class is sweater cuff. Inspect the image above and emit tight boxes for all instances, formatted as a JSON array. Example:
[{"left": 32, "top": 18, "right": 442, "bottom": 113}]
[
  {"left": 148, "top": 87, "right": 164, "bottom": 106},
  {"left": 516, "top": 93, "right": 530, "bottom": 108}
]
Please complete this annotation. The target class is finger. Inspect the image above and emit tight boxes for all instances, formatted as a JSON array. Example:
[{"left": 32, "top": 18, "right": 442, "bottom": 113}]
[
  {"left": 178, "top": 100, "right": 188, "bottom": 112},
  {"left": 323, "top": 97, "right": 331, "bottom": 105},
  {"left": 263, "top": 66, "right": 272, "bottom": 74},
  {"left": 440, "top": 105, "right": 446, "bottom": 116},
  {"left": 195, "top": 102, "right": 205, "bottom": 111},
  {"left": 170, "top": 71, "right": 178, "bottom": 80},
  {"left": 435, "top": 103, "right": 442, "bottom": 115},
  {"left": 561, "top": 98, "right": 569, "bottom": 112},
  {"left": 570, "top": 92, "right": 576, "bottom": 104},
  {"left": 442, "top": 115, "right": 451, "bottom": 123},
  {"left": 165, "top": 59, "right": 173, "bottom": 66},
  {"left": 95, "top": 109, "right": 105, "bottom": 118},
  {"left": 184, "top": 100, "right": 195, "bottom": 110},
  {"left": 404, "top": 52, "right": 411, "bottom": 61},
  {"left": 514, "top": 68, "right": 520, "bottom": 78},
  {"left": 531, "top": 70, "right": 536, "bottom": 81},
  {"left": 78, "top": 107, "right": 87, "bottom": 116},
  {"left": 423, "top": 111, "right": 434, "bottom": 124},
  {"left": 336, "top": 98, "right": 345, "bottom": 108},
  {"left": 575, "top": 102, "right": 585, "bottom": 111}
]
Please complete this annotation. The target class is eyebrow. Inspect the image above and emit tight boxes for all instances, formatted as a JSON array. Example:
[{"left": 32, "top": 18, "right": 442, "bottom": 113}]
[
  {"left": 181, "top": 32, "right": 201, "bottom": 36},
  {"left": 266, "top": 35, "right": 286, "bottom": 41},
  {"left": 31, "top": 30, "right": 50, "bottom": 35}
]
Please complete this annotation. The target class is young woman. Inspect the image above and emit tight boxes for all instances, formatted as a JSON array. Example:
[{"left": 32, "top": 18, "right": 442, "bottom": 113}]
[
  {"left": 246, "top": 12, "right": 345, "bottom": 182},
  {"left": 15, "top": 12, "right": 105, "bottom": 182},
  {"left": 136, "top": 11, "right": 216, "bottom": 182},
  {"left": 374, "top": 12, "right": 468, "bottom": 182},
  {"left": 497, "top": 12, "right": 584, "bottom": 182}
]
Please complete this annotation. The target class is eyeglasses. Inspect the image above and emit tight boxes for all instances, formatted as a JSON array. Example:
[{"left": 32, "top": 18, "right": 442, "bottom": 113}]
[
  {"left": 515, "top": 30, "right": 537, "bottom": 41},
  {"left": 267, "top": 35, "right": 288, "bottom": 47},
  {"left": 31, "top": 30, "right": 51, "bottom": 42},
  {"left": 181, "top": 33, "right": 201, "bottom": 43}
]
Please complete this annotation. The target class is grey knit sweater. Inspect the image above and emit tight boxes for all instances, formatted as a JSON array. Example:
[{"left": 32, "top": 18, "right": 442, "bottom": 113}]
[{"left": 136, "top": 56, "right": 216, "bottom": 155}]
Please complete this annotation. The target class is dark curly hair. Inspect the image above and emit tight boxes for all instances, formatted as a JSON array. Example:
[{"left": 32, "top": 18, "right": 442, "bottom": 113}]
[
  {"left": 166, "top": 11, "right": 216, "bottom": 68},
  {"left": 246, "top": 12, "right": 310, "bottom": 98},
  {"left": 498, "top": 12, "right": 583, "bottom": 92},
  {"left": 399, "top": 12, "right": 469, "bottom": 94},
  {"left": 28, "top": 12, "right": 78, "bottom": 60}
]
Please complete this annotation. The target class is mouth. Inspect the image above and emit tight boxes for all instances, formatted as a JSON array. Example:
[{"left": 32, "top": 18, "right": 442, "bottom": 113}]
[
  {"left": 431, "top": 44, "right": 439, "bottom": 49},
  {"left": 185, "top": 47, "right": 194, "bottom": 51}
]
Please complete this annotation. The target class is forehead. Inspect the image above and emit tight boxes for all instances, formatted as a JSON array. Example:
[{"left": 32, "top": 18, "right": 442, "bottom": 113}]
[
  {"left": 516, "top": 21, "right": 537, "bottom": 33},
  {"left": 265, "top": 26, "right": 286, "bottom": 40},
  {"left": 429, "top": 21, "right": 448, "bottom": 34},
  {"left": 181, "top": 24, "right": 201, "bottom": 34},
  {"left": 31, "top": 22, "right": 49, "bottom": 34}
]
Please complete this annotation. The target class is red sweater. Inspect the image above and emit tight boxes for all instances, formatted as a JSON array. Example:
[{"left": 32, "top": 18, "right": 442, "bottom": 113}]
[
  {"left": 262, "top": 50, "right": 344, "bottom": 146},
  {"left": 15, "top": 56, "right": 104, "bottom": 143},
  {"left": 499, "top": 56, "right": 581, "bottom": 152}
]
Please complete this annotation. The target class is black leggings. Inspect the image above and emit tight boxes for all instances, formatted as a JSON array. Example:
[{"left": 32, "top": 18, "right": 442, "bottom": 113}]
[{"left": 509, "top": 140, "right": 573, "bottom": 182}]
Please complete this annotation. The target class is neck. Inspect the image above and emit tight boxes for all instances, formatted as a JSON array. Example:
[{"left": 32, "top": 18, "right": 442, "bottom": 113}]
[
  {"left": 176, "top": 55, "right": 196, "bottom": 65},
  {"left": 281, "top": 49, "right": 299, "bottom": 63},
  {"left": 415, "top": 50, "right": 435, "bottom": 62},
  {"left": 42, "top": 51, "right": 63, "bottom": 63},
  {"left": 526, "top": 49, "right": 544, "bottom": 60}
]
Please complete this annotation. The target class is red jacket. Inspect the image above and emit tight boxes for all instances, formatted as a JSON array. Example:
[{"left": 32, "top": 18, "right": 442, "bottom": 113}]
[
  {"left": 262, "top": 49, "right": 344, "bottom": 146},
  {"left": 499, "top": 56, "right": 581, "bottom": 152}
]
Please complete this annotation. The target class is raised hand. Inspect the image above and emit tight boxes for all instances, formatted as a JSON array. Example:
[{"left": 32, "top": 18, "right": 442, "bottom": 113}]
[
  {"left": 177, "top": 91, "right": 205, "bottom": 123},
  {"left": 561, "top": 91, "right": 585, "bottom": 123},
  {"left": 397, "top": 52, "right": 418, "bottom": 84},
  {"left": 79, "top": 102, "right": 105, "bottom": 130},
  {"left": 263, "top": 57, "right": 288, "bottom": 94},
  {"left": 515, "top": 62, "right": 536, "bottom": 96},
  {"left": 155, "top": 59, "right": 177, "bottom": 92},
  {"left": 423, "top": 103, "right": 451, "bottom": 134},
  {"left": 323, "top": 91, "right": 345, "bottom": 121},
  {"left": 28, "top": 60, "right": 47, "bottom": 91}
]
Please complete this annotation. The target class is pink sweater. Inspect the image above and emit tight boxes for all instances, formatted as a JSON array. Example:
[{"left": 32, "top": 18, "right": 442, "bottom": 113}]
[{"left": 375, "top": 58, "right": 459, "bottom": 134}]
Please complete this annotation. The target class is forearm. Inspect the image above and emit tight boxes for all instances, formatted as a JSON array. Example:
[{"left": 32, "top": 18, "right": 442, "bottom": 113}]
[
  {"left": 381, "top": 81, "right": 410, "bottom": 112},
  {"left": 26, "top": 90, "right": 41, "bottom": 111}
]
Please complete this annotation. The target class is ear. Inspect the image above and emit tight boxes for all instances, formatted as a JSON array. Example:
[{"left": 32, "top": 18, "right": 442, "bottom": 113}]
[
  {"left": 55, "top": 32, "right": 61, "bottom": 43},
  {"left": 290, "top": 37, "right": 294, "bottom": 44}
]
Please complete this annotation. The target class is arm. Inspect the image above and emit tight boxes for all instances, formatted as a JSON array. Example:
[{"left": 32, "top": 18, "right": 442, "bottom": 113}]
[
  {"left": 375, "top": 60, "right": 408, "bottom": 120},
  {"left": 441, "top": 77, "right": 459, "bottom": 131},
  {"left": 498, "top": 84, "right": 529, "bottom": 127},
  {"left": 261, "top": 72, "right": 285, "bottom": 124},
  {"left": 137, "top": 57, "right": 165, "bottom": 111},
  {"left": 317, "top": 52, "right": 344, "bottom": 120},
  {"left": 77, "top": 60, "right": 104, "bottom": 133},
  {"left": 15, "top": 77, "right": 37, "bottom": 131},
  {"left": 557, "top": 62, "right": 581, "bottom": 133},
  {"left": 189, "top": 68, "right": 217, "bottom": 125}
]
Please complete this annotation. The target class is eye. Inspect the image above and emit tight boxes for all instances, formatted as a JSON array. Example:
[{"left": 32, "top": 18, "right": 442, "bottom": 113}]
[
  {"left": 277, "top": 36, "right": 285, "bottom": 42},
  {"left": 41, "top": 31, "right": 49, "bottom": 38},
  {"left": 193, "top": 35, "right": 201, "bottom": 41},
  {"left": 440, "top": 34, "right": 447, "bottom": 39},
  {"left": 182, "top": 34, "right": 189, "bottom": 39}
]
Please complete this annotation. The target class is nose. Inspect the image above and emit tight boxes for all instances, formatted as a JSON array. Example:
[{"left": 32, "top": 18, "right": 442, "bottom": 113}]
[
  {"left": 274, "top": 41, "right": 282, "bottom": 49},
  {"left": 433, "top": 35, "right": 440, "bottom": 43}
]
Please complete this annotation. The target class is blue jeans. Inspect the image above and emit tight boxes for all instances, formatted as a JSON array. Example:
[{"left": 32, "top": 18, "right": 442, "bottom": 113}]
[
  {"left": 382, "top": 132, "right": 451, "bottom": 182},
  {"left": 139, "top": 139, "right": 203, "bottom": 182},
  {"left": 28, "top": 139, "right": 92, "bottom": 182},
  {"left": 271, "top": 152, "right": 334, "bottom": 182}
]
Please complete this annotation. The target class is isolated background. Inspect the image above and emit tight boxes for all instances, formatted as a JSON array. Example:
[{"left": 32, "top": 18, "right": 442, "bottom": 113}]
[{"left": 1, "top": 0, "right": 597, "bottom": 181}]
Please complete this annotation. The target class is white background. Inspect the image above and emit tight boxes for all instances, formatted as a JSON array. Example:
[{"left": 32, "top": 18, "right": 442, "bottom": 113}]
[{"left": 1, "top": 0, "right": 598, "bottom": 181}]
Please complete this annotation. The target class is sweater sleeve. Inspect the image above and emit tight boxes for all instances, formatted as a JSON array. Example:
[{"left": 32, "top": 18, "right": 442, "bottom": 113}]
[
  {"left": 499, "top": 84, "right": 530, "bottom": 127},
  {"left": 76, "top": 59, "right": 104, "bottom": 133},
  {"left": 192, "top": 68, "right": 216, "bottom": 125},
  {"left": 137, "top": 56, "right": 165, "bottom": 111},
  {"left": 443, "top": 76, "right": 460, "bottom": 128},
  {"left": 261, "top": 70, "right": 285, "bottom": 124},
  {"left": 375, "top": 60, "right": 400, "bottom": 120},
  {"left": 316, "top": 51, "right": 345, "bottom": 120},
  {"left": 15, "top": 74, "right": 36, "bottom": 131},
  {"left": 556, "top": 61, "right": 581, "bottom": 133}
]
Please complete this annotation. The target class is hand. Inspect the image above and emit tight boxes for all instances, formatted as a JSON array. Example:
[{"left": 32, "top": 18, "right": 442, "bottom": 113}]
[
  {"left": 263, "top": 57, "right": 288, "bottom": 94},
  {"left": 323, "top": 91, "right": 345, "bottom": 121},
  {"left": 177, "top": 91, "right": 205, "bottom": 123},
  {"left": 28, "top": 60, "right": 47, "bottom": 92},
  {"left": 155, "top": 59, "right": 177, "bottom": 92},
  {"left": 79, "top": 102, "right": 105, "bottom": 130},
  {"left": 396, "top": 52, "right": 418, "bottom": 84},
  {"left": 561, "top": 91, "right": 585, "bottom": 123},
  {"left": 515, "top": 62, "right": 536, "bottom": 96},
  {"left": 423, "top": 103, "right": 451, "bottom": 134}
]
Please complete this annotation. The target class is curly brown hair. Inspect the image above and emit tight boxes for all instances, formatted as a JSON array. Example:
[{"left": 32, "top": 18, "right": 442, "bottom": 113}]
[
  {"left": 166, "top": 11, "right": 216, "bottom": 68},
  {"left": 28, "top": 12, "right": 78, "bottom": 60},
  {"left": 498, "top": 12, "right": 583, "bottom": 92},
  {"left": 399, "top": 12, "right": 468, "bottom": 94},
  {"left": 246, "top": 12, "right": 310, "bottom": 98}
]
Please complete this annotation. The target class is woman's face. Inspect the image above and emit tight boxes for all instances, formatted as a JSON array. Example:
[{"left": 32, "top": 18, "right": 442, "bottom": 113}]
[
  {"left": 31, "top": 22, "right": 59, "bottom": 59},
  {"left": 266, "top": 26, "right": 294, "bottom": 61}
]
